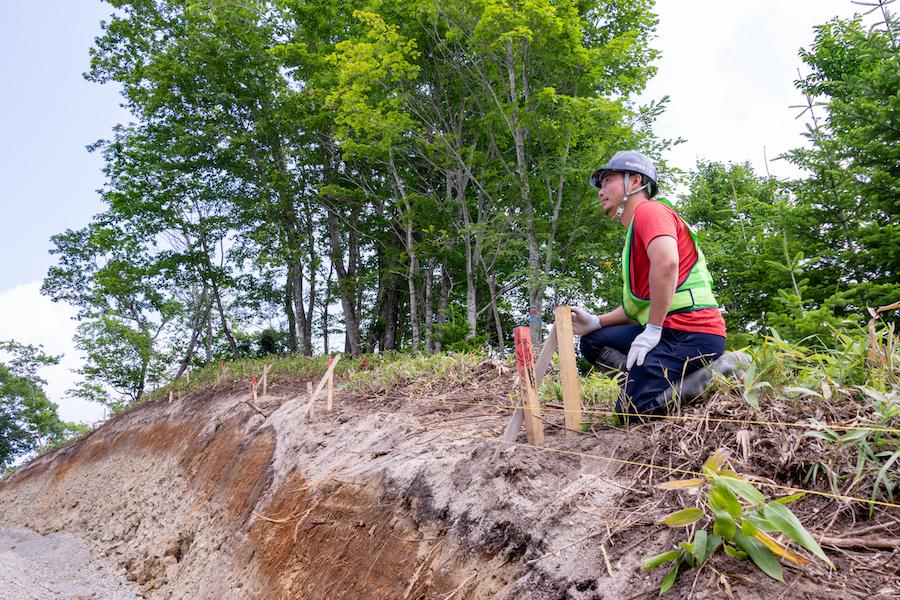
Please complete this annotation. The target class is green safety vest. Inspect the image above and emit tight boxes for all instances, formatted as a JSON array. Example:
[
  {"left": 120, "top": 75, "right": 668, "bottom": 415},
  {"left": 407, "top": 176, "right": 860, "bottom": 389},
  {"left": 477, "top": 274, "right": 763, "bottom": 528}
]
[{"left": 621, "top": 199, "right": 719, "bottom": 325}]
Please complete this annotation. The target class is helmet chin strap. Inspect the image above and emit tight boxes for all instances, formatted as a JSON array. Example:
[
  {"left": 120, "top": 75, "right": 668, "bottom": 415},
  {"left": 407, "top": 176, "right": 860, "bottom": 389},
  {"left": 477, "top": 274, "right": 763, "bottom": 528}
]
[{"left": 614, "top": 171, "right": 649, "bottom": 220}]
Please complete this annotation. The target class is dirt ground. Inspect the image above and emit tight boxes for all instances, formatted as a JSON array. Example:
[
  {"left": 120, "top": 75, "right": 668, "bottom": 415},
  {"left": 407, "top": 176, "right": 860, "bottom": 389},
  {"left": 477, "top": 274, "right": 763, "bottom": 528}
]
[
  {"left": 0, "top": 361, "right": 896, "bottom": 599},
  {"left": 0, "top": 526, "right": 141, "bottom": 599}
]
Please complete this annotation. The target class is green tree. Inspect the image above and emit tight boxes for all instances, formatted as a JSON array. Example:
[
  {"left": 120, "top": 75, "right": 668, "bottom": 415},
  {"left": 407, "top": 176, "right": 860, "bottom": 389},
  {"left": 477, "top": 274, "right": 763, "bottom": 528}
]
[
  {"left": 676, "top": 161, "right": 788, "bottom": 339},
  {"left": 0, "top": 341, "right": 73, "bottom": 470},
  {"left": 781, "top": 8, "right": 899, "bottom": 320}
]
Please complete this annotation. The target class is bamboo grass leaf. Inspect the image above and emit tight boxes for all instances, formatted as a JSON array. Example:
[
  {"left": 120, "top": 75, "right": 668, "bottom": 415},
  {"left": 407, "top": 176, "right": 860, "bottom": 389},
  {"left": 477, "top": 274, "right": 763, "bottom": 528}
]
[
  {"left": 753, "top": 530, "right": 811, "bottom": 566},
  {"left": 763, "top": 502, "right": 833, "bottom": 568},
  {"left": 734, "top": 532, "right": 784, "bottom": 582},
  {"left": 656, "top": 478, "right": 706, "bottom": 490},
  {"left": 642, "top": 550, "right": 681, "bottom": 570},
  {"left": 659, "top": 558, "right": 681, "bottom": 596},
  {"left": 715, "top": 475, "right": 766, "bottom": 506},
  {"left": 663, "top": 507, "right": 705, "bottom": 527}
]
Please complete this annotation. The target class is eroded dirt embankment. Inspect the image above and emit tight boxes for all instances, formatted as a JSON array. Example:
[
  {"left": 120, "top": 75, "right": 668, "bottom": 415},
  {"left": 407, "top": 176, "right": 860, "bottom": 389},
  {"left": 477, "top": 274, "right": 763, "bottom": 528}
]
[{"left": 0, "top": 369, "right": 657, "bottom": 599}]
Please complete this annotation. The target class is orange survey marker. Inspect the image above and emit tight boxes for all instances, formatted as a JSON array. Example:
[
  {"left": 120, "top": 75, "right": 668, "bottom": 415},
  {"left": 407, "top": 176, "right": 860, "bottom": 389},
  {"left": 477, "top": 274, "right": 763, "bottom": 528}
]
[{"left": 514, "top": 327, "right": 544, "bottom": 446}]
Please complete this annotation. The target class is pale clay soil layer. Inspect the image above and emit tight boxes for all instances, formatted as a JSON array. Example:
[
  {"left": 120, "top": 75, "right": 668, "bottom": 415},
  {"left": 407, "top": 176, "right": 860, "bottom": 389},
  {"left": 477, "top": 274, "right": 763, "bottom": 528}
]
[{"left": 0, "top": 366, "right": 894, "bottom": 599}]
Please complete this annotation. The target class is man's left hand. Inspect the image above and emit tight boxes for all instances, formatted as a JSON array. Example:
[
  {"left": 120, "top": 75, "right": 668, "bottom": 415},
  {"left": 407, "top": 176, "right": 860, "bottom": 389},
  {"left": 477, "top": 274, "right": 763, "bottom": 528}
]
[{"left": 626, "top": 324, "right": 663, "bottom": 370}]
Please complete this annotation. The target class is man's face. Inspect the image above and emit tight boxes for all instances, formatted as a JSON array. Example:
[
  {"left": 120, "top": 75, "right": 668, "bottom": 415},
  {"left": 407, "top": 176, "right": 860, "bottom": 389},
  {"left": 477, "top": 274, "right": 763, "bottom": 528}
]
[{"left": 598, "top": 172, "right": 623, "bottom": 217}]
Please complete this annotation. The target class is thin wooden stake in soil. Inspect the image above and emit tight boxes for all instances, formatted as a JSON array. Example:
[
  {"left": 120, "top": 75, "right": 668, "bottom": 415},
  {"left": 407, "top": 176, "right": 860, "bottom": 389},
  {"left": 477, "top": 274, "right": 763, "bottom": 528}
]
[
  {"left": 554, "top": 306, "right": 583, "bottom": 433},
  {"left": 300, "top": 354, "right": 342, "bottom": 419},
  {"left": 262, "top": 364, "right": 271, "bottom": 396},
  {"left": 168, "top": 390, "right": 173, "bottom": 404},
  {"left": 307, "top": 381, "right": 315, "bottom": 419},
  {"left": 514, "top": 326, "right": 544, "bottom": 446},
  {"left": 494, "top": 325, "right": 556, "bottom": 459},
  {"left": 326, "top": 358, "right": 334, "bottom": 411},
  {"left": 242, "top": 375, "right": 268, "bottom": 417}
]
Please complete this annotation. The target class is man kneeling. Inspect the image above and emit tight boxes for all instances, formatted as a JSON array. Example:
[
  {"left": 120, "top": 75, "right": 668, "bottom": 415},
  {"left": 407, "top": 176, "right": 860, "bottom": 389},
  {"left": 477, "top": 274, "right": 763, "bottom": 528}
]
[{"left": 573, "top": 151, "right": 727, "bottom": 421}]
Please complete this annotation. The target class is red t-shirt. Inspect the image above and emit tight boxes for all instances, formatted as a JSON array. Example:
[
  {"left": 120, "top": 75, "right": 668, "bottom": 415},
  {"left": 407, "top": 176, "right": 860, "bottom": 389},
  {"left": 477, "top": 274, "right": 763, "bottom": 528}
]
[{"left": 628, "top": 201, "right": 726, "bottom": 337}]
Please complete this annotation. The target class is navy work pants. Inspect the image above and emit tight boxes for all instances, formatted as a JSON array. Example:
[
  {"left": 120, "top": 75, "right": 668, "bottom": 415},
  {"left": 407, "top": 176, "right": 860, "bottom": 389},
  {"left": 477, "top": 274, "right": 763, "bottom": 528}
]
[{"left": 579, "top": 325, "right": 725, "bottom": 420}]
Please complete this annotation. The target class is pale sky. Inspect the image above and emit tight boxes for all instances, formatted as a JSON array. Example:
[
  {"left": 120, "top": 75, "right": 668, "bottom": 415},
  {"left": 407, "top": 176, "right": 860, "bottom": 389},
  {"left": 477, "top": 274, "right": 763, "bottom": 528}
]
[{"left": 0, "top": 0, "right": 876, "bottom": 424}]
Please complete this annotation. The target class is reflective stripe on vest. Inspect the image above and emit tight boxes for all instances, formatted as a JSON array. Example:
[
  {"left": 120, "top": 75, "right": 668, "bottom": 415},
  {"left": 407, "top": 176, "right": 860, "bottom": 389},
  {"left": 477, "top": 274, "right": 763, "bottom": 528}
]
[{"left": 621, "top": 200, "right": 719, "bottom": 325}]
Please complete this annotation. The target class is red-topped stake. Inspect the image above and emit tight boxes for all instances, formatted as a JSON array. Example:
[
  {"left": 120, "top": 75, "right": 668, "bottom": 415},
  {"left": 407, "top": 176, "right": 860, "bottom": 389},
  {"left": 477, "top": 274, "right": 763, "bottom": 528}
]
[{"left": 513, "top": 326, "right": 544, "bottom": 445}]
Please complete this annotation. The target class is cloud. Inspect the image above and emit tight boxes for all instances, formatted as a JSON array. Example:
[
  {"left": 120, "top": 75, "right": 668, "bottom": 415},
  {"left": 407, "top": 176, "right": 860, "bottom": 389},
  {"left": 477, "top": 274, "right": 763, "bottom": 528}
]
[
  {"left": 638, "top": 0, "right": 872, "bottom": 183},
  {"left": 0, "top": 281, "right": 104, "bottom": 424}
]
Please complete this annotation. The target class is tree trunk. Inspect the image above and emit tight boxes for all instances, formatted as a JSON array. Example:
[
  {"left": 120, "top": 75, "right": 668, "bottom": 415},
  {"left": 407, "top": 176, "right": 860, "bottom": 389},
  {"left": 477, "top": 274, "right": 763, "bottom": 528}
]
[
  {"left": 323, "top": 263, "right": 333, "bottom": 355},
  {"left": 327, "top": 209, "right": 361, "bottom": 357},
  {"left": 389, "top": 152, "right": 420, "bottom": 353},
  {"left": 424, "top": 257, "right": 436, "bottom": 354},
  {"left": 434, "top": 264, "right": 451, "bottom": 353},
  {"left": 285, "top": 278, "right": 298, "bottom": 353},
  {"left": 302, "top": 202, "right": 317, "bottom": 356},
  {"left": 383, "top": 271, "right": 399, "bottom": 351},
  {"left": 504, "top": 41, "right": 542, "bottom": 345},
  {"left": 457, "top": 171, "right": 477, "bottom": 340},
  {"left": 288, "top": 261, "right": 310, "bottom": 356},
  {"left": 485, "top": 269, "right": 505, "bottom": 356},
  {"left": 174, "top": 296, "right": 212, "bottom": 380},
  {"left": 197, "top": 234, "right": 241, "bottom": 358}
]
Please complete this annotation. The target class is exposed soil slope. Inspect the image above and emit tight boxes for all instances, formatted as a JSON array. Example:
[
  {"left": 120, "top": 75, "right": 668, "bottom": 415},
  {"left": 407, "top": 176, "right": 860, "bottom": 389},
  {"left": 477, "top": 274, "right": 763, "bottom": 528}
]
[{"left": 0, "top": 361, "right": 895, "bottom": 599}]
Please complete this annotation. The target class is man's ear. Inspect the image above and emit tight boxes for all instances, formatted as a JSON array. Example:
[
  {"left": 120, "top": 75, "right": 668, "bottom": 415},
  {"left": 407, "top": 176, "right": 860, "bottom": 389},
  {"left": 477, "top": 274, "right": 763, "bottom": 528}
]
[{"left": 629, "top": 172, "right": 644, "bottom": 191}]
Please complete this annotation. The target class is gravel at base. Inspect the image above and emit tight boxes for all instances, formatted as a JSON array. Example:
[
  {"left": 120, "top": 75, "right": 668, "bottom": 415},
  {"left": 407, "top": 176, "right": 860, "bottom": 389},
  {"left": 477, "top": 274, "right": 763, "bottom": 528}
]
[{"left": 0, "top": 527, "right": 141, "bottom": 600}]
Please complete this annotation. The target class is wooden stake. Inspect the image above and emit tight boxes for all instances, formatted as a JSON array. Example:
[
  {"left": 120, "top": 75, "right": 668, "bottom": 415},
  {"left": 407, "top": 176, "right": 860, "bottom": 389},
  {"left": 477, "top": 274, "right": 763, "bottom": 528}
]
[
  {"left": 168, "top": 390, "right": 173, "bottom": 404},
  {"left": 326, "top": 358, "right": 334, "bottom": 411},
  {"left": 262, "top": 364, "right": 271, "bottom": 396},
  {"left": 514, "top": 326, "right": 543, "bottom": 446},
  {"left": 554, "top": 306, "right": 583, "bottom": 433},
  {"left": 300, "top": 355, "right": 342, "bottom": 419},
  {"left": 243, "top": 377, "right": 268, "bottom": 418},
  {"left": 307, "top": 381, "right": 315, "bottom": 419},
  {"left": 534, "top": 324, "right": 558, "bottom": 387},
  {"left": 494, "top": 325, "right": 556, "bottom": 458}
]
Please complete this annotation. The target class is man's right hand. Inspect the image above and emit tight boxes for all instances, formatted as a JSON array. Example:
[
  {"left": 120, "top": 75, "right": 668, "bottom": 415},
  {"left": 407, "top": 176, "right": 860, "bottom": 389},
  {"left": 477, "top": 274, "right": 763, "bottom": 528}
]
[{"left": 570, "top": 307, "right": 601, "bottom": 336}]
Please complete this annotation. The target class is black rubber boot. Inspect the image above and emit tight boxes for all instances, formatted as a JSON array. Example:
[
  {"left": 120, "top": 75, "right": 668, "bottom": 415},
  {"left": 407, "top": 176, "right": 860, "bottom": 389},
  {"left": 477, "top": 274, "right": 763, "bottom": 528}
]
[
  {"left": 652, "top": 351, "right": 751, "bottom": 410},
  {"left": 593, "top": 347, "right": 626, "bottom": 374}
]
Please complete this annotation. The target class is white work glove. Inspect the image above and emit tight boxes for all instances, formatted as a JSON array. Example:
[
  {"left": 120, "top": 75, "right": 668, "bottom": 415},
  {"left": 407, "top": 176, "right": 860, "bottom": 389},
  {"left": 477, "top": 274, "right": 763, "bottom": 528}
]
[
  {"left": 570, "top": 307, "right": 602, "bottom": 336},
  {"left": 626, "top": 323, "right": 663, "bottom": 370}
]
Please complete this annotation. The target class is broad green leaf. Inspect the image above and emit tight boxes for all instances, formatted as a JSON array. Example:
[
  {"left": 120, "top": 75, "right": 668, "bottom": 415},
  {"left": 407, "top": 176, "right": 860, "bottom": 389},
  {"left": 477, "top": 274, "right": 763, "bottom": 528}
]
[
  {"left": 741, "top": 519, "right": 759, "bottom": 536},
  {"left": 706, "top": 533, "right": 722, "bottom": 557},
  {"left": 745, "top": 513, "right": 779, "bottom": 533},
  {"left": 715, "top": 475, "right": 765, "bottom": 506},
  {"left": 693, "top": 530, "right": 708, "bottom": 564},
  {"left": 713, "top": 511, "right": 736, "bottom": 540},
  {"left": 764, "top": 501, "right": 833, "bottom": 567},
  {"left": 734, "top": 532, "right": 784, "bottom": 582},
  {"left": 709, "top": 481, "right": 742, "bottom": 517},
  {"left": 659, "top": 558, "right": 681, "bottom": 596},
  {"left": 642, "top": 550, "right": 681, "bottom": 571},
  {"left": 743, "top": 389, "right": 760, "bottom": 411},
  {"left": 722, "top": 544, "right": 746, "bottom": 559},
  {"left": 663, "top": 507, "right": 705, "bottom": 527}
]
